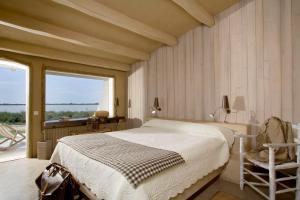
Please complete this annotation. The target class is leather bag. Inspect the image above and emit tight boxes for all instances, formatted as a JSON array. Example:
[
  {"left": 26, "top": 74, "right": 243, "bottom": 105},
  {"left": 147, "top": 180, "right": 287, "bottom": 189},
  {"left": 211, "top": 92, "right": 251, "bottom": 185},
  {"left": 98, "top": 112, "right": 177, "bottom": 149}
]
[{"left": 35, "top": 163, "right": 80, "bottom": 200}]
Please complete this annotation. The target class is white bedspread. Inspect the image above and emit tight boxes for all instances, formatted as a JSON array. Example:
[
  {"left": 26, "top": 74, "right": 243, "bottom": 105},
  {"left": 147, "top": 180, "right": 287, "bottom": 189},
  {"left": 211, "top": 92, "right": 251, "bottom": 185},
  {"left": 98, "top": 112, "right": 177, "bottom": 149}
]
[{"left": 50, "top": 119, "right": 234, "bottom": 200}]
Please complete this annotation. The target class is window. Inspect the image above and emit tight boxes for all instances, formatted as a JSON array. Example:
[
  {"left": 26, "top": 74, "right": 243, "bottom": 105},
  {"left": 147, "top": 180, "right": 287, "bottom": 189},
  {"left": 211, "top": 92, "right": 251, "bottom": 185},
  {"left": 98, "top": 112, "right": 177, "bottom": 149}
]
[{"left": 45, "top": 71, "right": 114, "bottom": 121}]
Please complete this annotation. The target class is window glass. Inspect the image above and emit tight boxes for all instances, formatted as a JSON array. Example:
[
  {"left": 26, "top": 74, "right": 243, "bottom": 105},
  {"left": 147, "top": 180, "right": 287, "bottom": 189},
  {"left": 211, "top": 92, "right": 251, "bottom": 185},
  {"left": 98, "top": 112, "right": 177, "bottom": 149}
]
[{"left": 45, "top": 71, "right": 114, "bottom": 121}]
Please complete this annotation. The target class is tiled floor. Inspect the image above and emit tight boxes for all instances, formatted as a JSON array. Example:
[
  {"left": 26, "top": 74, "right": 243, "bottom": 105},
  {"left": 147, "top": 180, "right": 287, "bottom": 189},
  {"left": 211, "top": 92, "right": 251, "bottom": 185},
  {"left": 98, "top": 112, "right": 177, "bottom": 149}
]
[
  {"left": 0, "top": 158, "right": 48, "bottom": 200},
  {"left": 0, "top": 139, "right": 26, "bottom": 162},
  {"left": 194, "top": 177, "right": 264, "bottom": 200}
]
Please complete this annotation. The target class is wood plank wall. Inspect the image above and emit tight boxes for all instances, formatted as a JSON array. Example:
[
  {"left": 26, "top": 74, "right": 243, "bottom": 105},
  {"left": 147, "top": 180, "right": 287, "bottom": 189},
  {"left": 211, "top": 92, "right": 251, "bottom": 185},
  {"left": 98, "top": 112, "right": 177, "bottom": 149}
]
[
  {"left": 128, "top": 0, "right": 299, "bottom": 128},
  {"left": 293, "top": 0, "right": 300, "bottom": 122},
  {"left": 127, "top": 61, "right": 147, "bottom": 127}
]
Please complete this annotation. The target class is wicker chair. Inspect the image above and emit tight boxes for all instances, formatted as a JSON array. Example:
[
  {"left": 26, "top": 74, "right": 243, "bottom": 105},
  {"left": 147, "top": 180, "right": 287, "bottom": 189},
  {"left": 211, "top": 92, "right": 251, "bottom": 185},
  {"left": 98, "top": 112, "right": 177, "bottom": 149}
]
[{"left": 236, "top": 124, "right": 300, "bottom": 200}]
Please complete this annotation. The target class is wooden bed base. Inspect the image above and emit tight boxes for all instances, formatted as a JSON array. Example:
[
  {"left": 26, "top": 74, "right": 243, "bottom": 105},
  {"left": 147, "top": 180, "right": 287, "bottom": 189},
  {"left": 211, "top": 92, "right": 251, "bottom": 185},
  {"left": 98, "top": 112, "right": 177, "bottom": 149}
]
[
  {"left": 78, "top": 166, "right": 224, "bottom": 200},
  {"left": 170, "top": 167, "right": 224, "bottom": 200}
]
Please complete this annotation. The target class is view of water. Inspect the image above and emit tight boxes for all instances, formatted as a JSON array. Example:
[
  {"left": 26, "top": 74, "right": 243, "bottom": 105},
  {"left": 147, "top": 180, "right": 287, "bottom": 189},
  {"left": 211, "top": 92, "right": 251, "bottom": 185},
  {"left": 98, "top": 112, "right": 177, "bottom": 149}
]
[{"left": 0, "top": 105, "right": 99, "bottom": 112}]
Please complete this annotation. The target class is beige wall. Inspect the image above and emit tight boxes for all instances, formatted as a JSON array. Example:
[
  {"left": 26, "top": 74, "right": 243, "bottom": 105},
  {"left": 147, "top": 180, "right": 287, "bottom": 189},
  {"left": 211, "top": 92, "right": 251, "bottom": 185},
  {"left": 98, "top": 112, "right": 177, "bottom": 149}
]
[
  {"left": 128, "top": 0, "right": 299, "bottom": 127},
  {"left": 0, "top": 50, "right": 127, "bottom": 157}
]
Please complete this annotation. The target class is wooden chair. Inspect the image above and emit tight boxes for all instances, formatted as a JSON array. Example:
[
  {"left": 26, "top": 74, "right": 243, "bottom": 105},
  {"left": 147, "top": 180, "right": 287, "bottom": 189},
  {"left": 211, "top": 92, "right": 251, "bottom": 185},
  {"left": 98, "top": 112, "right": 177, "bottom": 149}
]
[
  {"left": 0, "top": 124, "right": 26, "bottom": 150},
  {"left": 236, "top": 124, "right": 300, "bottom": 200}
]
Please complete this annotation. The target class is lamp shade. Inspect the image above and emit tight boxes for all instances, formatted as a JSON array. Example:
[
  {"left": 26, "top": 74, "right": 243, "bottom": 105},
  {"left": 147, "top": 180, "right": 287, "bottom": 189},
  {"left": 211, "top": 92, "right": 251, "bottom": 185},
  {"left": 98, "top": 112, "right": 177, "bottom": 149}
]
[
  {"left": 222, "top": 95, "right": 231, "bottom": 114},
  {"left": 232, "top": 96, "right": 246, "bottom": 111}
]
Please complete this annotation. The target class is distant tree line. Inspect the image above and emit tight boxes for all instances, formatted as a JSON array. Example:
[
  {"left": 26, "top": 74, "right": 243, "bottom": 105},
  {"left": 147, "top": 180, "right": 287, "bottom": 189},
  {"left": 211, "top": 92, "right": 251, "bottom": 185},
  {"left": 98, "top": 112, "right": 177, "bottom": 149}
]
[
  {"left": 0, "top": 111, "right": 93, "bottom": 124},
  {"left": 0, "top": 112, "right": 26, "bottom": 124},
  {"left": 45, "top": 111, "right": 93, "bottom": 121}
]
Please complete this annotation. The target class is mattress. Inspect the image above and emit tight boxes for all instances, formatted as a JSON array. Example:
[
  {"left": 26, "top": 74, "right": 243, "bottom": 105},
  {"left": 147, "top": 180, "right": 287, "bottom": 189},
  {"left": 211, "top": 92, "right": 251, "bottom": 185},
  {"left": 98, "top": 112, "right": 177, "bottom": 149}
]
[{"left": 50, "top": 119, "right": 234, "bottom": 200}]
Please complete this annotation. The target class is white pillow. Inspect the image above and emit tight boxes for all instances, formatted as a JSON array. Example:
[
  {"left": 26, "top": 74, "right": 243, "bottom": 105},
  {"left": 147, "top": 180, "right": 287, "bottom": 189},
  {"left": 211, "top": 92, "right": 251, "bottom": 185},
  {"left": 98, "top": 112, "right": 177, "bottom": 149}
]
[
  {"left": 142, "top": 119, "right": 194, "bottom": 131},
  {"left": 143, "top": 119, "right": 235, "bottom": 147}
]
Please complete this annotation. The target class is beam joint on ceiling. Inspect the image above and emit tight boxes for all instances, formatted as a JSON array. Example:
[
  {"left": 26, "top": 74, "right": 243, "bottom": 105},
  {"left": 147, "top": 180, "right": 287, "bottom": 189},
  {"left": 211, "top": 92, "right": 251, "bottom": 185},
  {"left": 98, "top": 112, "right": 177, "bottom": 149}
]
[
  {"left": 0, "top": 10, "right": 149, "bottom": 60},
  {"left": 0, "top": 38, "right": 131, "bottom": 71},
  {"left": 52, "top": 0, "right": 177, "bottom": 46},
  {"left": 171, "top": 0, "right": 215, "bottom": 27}
]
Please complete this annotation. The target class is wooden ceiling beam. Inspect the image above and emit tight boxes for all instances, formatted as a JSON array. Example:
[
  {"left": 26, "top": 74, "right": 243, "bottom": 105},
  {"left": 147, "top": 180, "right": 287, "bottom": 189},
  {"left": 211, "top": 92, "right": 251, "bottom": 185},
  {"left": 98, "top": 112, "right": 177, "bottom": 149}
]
[
  {"left": 52, "top": 0, "right": 177, "bottom": 46},
  {"left": 171, "top": 0, "right": 215, "bottom": 27},
  {"left": 0, "top": 38, "right": 131, "bottom": 71},
  {"left": 0, "top": 10, "right": 149, "bottom": 60}
]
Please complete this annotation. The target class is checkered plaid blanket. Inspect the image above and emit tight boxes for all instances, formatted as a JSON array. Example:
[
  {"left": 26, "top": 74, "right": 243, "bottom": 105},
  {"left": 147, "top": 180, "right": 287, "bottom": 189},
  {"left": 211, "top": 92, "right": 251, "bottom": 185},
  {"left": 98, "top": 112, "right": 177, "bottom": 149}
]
[{"left": 59, "top": 134, "right": 185, "bottom": 188}]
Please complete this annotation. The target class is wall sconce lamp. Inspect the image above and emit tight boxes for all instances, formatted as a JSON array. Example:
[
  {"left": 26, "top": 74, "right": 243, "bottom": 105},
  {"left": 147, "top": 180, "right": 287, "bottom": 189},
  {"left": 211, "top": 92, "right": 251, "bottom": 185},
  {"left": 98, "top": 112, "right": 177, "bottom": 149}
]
[
  {"left": 151, "top": 97, "right": 161, "bottom": 116},
  {"left": 128, "top": 99, "right": 131, "bottom": 108},
  {"left": 209, "top": 95, "right": 231, "bottom": 123},
  {"left": 115, "top": 97, "right": 119, "bottom": 117}
]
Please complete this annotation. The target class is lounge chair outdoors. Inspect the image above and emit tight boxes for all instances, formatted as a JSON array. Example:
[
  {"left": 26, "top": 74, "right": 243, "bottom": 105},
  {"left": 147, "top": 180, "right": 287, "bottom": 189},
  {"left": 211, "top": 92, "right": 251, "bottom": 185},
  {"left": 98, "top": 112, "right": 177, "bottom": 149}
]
[{"left": 0, "top": 124, "right": 25, "bottom": 150}]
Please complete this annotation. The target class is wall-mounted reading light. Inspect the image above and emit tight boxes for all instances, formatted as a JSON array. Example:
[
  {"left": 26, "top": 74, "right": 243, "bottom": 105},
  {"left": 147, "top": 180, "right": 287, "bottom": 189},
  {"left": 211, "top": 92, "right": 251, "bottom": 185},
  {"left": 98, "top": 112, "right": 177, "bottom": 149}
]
[
  {"left": 222, "top": 95, "right": 231, "bottom": 122},
  {"left": 151, "top": 97, "right": 161, "bottom": 116},
  {"left": 128, "top": 99, "right": 131, "bottom": 108},
  {"left": 115, "top": 97, "right": 119, "bottom": 117},
  {"left": 209, "top": 95, "right": 231, "bottom": 123},
  {"left": 154, "top": 97, "right": 161, "bottom": 111}
]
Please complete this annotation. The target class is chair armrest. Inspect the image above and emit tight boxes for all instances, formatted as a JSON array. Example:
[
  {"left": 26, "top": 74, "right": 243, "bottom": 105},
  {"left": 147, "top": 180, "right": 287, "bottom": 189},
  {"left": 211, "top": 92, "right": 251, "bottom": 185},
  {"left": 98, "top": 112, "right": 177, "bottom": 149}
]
[
  {"left": 234, "top": 133, "right": 258, "bottom": 138},
  {"left": 236, "top": 133, "right": 258, "bottom": 154},
  {"left": 263, "top": 143, "right": 300, "bottom": 148}
]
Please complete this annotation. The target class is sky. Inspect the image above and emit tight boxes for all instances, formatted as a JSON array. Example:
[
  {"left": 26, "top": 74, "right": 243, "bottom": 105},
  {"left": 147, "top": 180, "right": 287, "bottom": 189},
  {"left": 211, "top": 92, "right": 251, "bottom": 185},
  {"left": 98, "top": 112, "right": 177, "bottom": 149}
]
[
  {"left": 46, "top": 74, "right": 104, "bottom": 104},
  {"left": 0, "top": 66, "right": 104, "bottom": 104},
  {"left": 0, "top": 67, "right": 26, "bottom": 104}
]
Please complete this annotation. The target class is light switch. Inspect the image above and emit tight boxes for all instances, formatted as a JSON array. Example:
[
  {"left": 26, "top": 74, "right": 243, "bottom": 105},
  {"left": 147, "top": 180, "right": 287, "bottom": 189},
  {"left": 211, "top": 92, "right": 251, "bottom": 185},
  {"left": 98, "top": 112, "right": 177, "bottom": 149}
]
[{"left": 33, "top": 111, "right": 39, "bottom": 116}]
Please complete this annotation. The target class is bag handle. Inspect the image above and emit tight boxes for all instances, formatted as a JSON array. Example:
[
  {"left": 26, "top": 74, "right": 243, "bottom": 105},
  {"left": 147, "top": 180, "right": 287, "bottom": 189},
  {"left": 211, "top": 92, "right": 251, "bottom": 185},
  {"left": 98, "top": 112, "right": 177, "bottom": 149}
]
[{"left": 41, "top": 182, "right": 49, "bottom": 195}]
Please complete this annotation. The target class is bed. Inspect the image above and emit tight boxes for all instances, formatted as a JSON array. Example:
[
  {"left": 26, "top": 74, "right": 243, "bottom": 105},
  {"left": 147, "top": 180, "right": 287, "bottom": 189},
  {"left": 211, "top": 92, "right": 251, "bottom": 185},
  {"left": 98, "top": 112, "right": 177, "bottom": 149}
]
[{"left": 50, "top": 119, "right": 237, "bottom": 200}]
